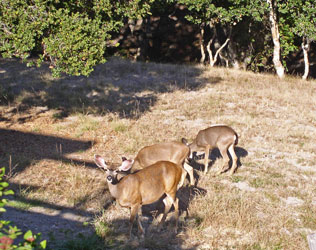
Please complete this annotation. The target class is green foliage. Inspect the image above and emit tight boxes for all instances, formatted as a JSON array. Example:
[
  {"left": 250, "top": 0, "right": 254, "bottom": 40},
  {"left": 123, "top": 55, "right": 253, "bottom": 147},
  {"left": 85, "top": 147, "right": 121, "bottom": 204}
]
[
  {"left": 271, "top": 0, "right": 316, "bottom": 70},
  {"left": 176, "top": 0, "right": 238, "bottom": 26},
  {"left": 0, "top": 0, "right": 154, "bottom": 77},
  {"left": 245, "top": 0, "right": 268, "bottom": 22},
  {"left": 41, "top": 10, "right": 108, "bottom": 77},
  {"left": 285, "top": 0, "right": 316, "bottom": 41},
  {"left": 0, "top": 167, "right": 47, "bottom": 249},
  {"left": 0, "top": 0, "right": 48, "bottom": 60},
  {"left": 1, "top": 0, "right": 316, "bottom": 76},
  {"left": 175, "top": 0, "right": 267, "bottom": 27}
]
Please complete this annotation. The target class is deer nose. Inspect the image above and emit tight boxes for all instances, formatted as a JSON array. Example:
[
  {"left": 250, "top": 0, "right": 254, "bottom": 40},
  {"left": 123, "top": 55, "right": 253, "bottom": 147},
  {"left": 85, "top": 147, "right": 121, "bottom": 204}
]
[{"left": 107, "top": 176, "right": 113, "bottom": 182}]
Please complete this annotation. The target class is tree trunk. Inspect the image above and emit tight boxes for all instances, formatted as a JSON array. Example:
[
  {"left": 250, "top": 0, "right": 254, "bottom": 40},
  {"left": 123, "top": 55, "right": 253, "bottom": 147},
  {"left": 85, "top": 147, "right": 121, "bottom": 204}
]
[
  {"left": 206, "top": 23, "right": 230, "bottom": 67},
  {"left": 136, "top": 17, "right": 150, "bottom": 61},
  {"left": 302, "top": 37, "right": 310, "bottom": 80},
  {"left": 267, "top": 0, "right": 285, "bottom": 78},
  {"left": 212, "top": 38, "right": 230, "bottom": 67},
  {"left": 206, "top": 31, "right": 216, "bottom": 67},
  {"left": 221, "top": 25, "right": 240, "bottom": 69},
  {"left": 200, "top": 25, "right": 206, "bottom": 63}
]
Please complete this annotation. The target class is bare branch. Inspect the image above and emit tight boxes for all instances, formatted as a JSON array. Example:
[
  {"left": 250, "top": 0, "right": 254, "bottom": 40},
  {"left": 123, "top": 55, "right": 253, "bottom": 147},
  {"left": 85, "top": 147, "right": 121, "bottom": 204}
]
[
  {"left": 213, "top": 38, "right": 230, "bottom": 65},
  {"left": 0, "top": 23, "right": 13, "bottom": 35}
]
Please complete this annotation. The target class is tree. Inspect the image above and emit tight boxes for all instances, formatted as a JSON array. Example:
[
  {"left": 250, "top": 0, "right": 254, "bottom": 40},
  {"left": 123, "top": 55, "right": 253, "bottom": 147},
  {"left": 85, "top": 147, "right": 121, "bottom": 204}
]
[
  {"left": 265, "top": 0, "right": 316, "bottom": 80},
  {"left": 247, "top": 0, "right": 296, "bottom": 78},
  {"left": 176, "top": 0, "right": 246, "bottom": 67},
  {"left": 284, "top": 0, "right": 316, "bottom": 80},
  {"left": 266, "top": 0, "right": 285, "bottom": 78},
  {"left": 249, "top": 0, "right": 316, "bottom": 79},
  {"left": 0, "top": 0, "right": 154, "bottom": 77}
]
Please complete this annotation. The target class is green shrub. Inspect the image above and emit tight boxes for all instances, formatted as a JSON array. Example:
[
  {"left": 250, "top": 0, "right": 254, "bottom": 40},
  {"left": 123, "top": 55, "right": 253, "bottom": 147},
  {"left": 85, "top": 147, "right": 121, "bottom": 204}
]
[
  {"left": 0, "top": 0, "right": 153, "bottom": 77},
  {"left": 0, "top": 167, "right": 47, "bottom": 249}
]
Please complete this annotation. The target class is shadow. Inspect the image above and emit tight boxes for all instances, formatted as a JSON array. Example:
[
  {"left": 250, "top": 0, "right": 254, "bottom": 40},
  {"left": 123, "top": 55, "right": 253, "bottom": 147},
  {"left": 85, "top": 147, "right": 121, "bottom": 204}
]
[
  {"left": 188, "top": 146, "right": 248, "bottom": 174},
  {"left": 0, "top": 128, "right": 95, "bottom": 176},
  {"left": 140, "top": 185, "right": 207, "bottom": 219},
  {"left": 8, "top": 181, "right": 110, "bottom": 212},
  {"left": 2, "top": 195, "right": 98, "bottom": 249},
  {"left": 3, "top": 182, "right": 202, "bottom": 249},
  {"left": 0, "top": 57, "right": 221, "bottom": 120},
  {"left": 100, "top": 218, "right": 200, "bottom": 250},
  {"left": 101, "top": 184, "right": 205, "bottom": 249},
  {"left": 177, "top": 185, "right": 207, "bottom": 216},
  {"left": 235, "top": 146, "right": 248, "bottom": 167}
]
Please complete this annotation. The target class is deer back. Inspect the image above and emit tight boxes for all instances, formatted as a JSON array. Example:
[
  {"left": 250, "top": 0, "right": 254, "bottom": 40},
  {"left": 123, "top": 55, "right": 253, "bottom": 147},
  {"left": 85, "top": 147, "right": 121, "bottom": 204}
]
[
  {"left": 133, "top": 142, "right": 189, "bottom": 171},
  {"left": 195, "top": 125, "right": 237, "bottom": 148}
]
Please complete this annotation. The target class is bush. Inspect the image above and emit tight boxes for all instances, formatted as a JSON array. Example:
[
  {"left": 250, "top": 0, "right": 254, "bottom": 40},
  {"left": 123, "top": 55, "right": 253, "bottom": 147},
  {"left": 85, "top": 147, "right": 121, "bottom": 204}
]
[{"left": 0, "top": 0, "right": 153, "bottom": 77}]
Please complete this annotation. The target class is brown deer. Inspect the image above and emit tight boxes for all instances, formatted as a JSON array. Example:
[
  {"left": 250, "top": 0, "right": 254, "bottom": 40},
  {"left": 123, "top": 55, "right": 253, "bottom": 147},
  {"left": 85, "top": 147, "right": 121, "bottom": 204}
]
[
  {"left": 120, "top": 141, "right": 195, "bottom": 187},
  {"left": 182, "top": 125, "right": 239, "bottom": 175},
  {"left": 94, "top": 155, "right": 183, "bottom": 238}
]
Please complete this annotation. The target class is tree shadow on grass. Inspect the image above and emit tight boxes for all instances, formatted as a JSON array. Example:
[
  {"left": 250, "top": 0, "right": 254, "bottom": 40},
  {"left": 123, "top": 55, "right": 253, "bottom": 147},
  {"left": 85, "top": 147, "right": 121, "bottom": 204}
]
[
  {"left": 0, "top": 127, "right": 206, "bottom": 249},
  {"left": 0, "top": 57, "right": 222, "bottom": 120},
  {"left": 102, "top": 184, "right": 205, "bottom": 250},
  {"left": 0, "top": 128, "right": 96, "bottom": 176},
  {"left": 2, "top": 184, "right": 99, "bottom": 249},
  {"left": 3, "top": 181, "right": 202, "bottom": 250}
]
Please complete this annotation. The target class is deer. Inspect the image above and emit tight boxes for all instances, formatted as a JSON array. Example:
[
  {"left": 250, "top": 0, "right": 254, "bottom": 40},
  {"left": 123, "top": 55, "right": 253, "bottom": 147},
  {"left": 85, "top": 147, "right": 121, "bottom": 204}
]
[
  {"left": 119, "top": 141, "right": 195, "bottom": 187},
  {"left": 94, "top": 155, "right": 183, "bottom": 239},
  {"left": 182, "top": 125, "right": 239, "bottom": 175}
]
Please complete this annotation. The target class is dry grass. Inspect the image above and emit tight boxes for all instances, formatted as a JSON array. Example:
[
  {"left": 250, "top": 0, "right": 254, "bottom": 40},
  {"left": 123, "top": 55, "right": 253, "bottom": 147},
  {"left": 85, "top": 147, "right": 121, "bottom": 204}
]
[{"left": 0, "top": 57, "right": 316, "bottom": 249}]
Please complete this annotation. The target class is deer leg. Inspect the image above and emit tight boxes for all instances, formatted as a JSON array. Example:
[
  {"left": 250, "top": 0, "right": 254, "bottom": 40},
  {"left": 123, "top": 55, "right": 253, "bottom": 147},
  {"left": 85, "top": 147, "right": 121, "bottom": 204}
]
[
  {"left": 157, "top": 195, "right": 173, "bottom": 231},
  {"left": 183, "top": 161, "right": 194, "bottom": 186},
  {"left": 204, "top": 145, "right": 210, "bottom": 174},
  {"left": 136, "top": 206, "right": 145, "bottom": 237},
  {"left": 228, "top": 144, "right": 238, "bottom": 175},
  {"left": 178, "top": 168, "right": 186, "bottom": 188},
  {"left": 216, "top": 145, "right": 229, "bottom": 175},
  {"left": 129, "top": 204, "right": 141, "bottom": 238},
  {"left": 172, "top": 197, "right": 179, "bottom": 233}
]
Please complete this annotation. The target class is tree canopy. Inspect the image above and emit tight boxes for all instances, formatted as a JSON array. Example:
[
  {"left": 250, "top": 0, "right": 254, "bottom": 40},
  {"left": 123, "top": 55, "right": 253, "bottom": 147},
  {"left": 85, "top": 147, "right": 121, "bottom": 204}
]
[
  {"left": 0, "top": 0, "right": 154, "bottom": 77},
  {"left": 1, "top": 0, "right": 315, "bottom": 79}
]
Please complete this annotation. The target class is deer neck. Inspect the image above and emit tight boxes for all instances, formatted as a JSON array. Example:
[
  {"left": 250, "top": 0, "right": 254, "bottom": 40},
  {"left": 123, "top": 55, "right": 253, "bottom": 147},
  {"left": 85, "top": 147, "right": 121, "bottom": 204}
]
[
  {"left": 131, "top": 158, "right": 142, "bottom": 172},
  {"left": 107, "top": 182, "right": 119, "bottom": 199},
  {"left": 106, "top": 176, "right": 123, "bottom": 199}
]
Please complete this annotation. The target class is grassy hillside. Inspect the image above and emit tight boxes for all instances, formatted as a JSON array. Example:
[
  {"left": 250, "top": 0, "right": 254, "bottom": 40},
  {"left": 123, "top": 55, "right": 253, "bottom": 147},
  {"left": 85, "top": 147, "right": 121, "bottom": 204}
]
[{"left": 0, "top": 57, "right": 315, "bottom": 249}]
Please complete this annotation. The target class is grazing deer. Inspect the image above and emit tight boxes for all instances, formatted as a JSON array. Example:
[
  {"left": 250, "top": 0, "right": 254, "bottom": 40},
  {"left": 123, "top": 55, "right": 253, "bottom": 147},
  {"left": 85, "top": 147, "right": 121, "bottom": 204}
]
[
  {"left": 120, "top": 141, "right": 195, "bottom": 187},
  {"left": 94, "top": 155, "right": 183, "bottom": 238},
  {"left": 182, "top": 125, "right": 239, "bottom": 175}
]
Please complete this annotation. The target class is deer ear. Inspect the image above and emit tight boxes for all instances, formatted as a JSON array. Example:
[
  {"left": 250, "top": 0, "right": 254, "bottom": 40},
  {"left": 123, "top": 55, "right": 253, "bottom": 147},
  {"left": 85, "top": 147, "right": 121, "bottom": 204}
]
[
  {"left": 118, "top": 159, "right": 134, "bottom": 171},
  {"left": 94, "top": 155, "right": 108, "bottom": 170},
  {"left": 181, "top": 138, "right": 188, "bottom": 145}
]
